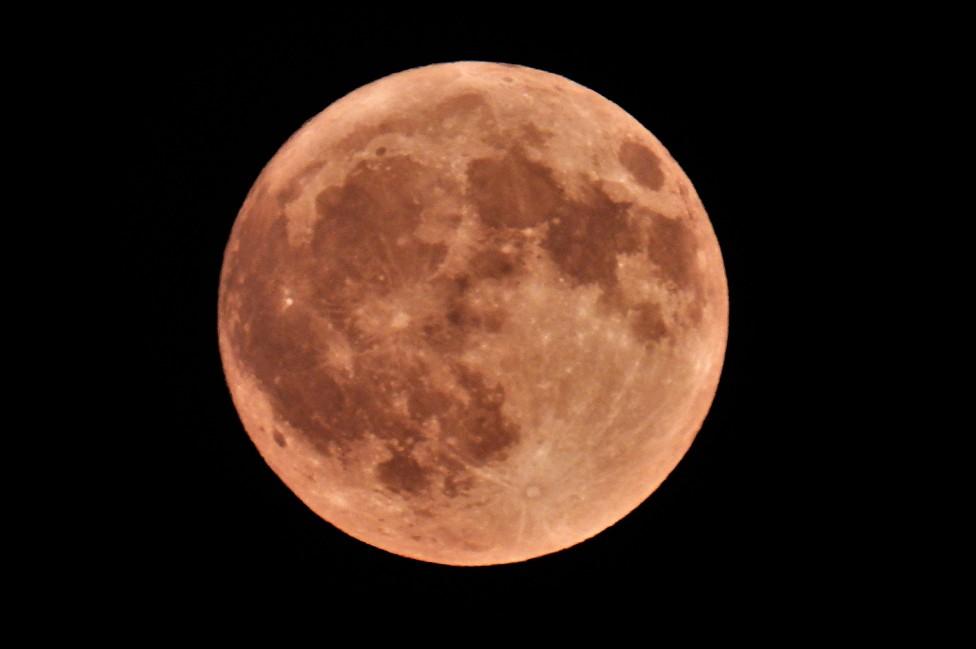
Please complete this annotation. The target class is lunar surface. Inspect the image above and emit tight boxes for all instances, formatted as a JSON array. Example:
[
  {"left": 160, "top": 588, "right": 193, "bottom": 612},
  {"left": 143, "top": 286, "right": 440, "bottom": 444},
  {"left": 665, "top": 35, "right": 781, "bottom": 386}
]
[{"left": 218, "top": 62, "right": 728, "bottom": 565}]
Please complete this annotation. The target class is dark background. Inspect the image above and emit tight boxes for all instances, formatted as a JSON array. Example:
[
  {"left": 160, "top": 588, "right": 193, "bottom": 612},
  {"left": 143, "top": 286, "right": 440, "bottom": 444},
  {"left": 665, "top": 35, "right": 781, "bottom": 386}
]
[{"left": 108, "top": 10, "right": 863, "bottom": 606}]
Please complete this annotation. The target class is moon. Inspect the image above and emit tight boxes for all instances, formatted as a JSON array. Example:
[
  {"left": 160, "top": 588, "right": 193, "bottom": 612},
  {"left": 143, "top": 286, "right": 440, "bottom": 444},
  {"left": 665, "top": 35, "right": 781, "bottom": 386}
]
[{"left": 218, "top": 61, "right": 728, "bottom": 565}]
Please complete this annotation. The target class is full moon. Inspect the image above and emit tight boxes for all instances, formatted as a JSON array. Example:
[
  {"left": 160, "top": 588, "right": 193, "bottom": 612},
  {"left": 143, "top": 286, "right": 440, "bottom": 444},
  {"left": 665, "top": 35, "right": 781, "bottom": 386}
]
[{"left": 218, "top": 62, "right": 728, "bottom": 565}]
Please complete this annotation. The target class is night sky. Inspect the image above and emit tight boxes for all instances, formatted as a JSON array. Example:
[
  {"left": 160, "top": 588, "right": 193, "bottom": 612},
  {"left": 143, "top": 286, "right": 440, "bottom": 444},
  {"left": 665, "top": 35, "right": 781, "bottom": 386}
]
[{"left": 101, "top": 9, "right": 866, "bottom": 608}]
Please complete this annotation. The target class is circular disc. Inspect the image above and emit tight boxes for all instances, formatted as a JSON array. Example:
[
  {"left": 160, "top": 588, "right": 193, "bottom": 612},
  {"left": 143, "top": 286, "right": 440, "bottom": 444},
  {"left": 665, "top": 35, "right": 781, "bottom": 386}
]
[{"left": 218, "top": 61, "right": 728, "bottom": 565}]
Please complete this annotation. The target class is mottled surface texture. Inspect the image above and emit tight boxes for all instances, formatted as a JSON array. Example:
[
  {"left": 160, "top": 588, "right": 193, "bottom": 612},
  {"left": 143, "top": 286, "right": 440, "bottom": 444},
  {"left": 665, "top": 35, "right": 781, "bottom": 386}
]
[{"left": 218, "top": 62, "right": 728, "bottom": 565}]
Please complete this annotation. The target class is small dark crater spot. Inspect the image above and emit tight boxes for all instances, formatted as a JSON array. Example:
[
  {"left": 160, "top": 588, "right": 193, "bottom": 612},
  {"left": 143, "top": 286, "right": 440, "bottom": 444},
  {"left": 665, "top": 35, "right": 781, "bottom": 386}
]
[
  {"left": 520, "top": 122, "right": 552, "bottom": 146},
  {"left": 470, "top": 248, "right": 517, "bottom": 279},
  {"left": 375, "top": 147, "right": 386, "bottom": 156},
  {"left": 377, "top": 452, "right": 430, "bottom": 495},
  {"left": 273, "top": 432, "right": 287, "bottom": 448},
  {"left": 631, "top": 302, "right": 669, "bottom": 343},
  {"left": 503, "top": 76, "right": 514, "bottom": 83},
  {"left": 408, "top": 385, "right": 448, "bottom": 420},
  {"left": 619, "top": 140, "right": 664, "bottom": 190},
  {"left": 443, "top": 472, "right": 475, "bottom": 499},
  {"left": 421, "top": 320, "right": 464, "bottom": 353},
  {"left": 482, "top": 309, "right": 507, "bottom": 332}
]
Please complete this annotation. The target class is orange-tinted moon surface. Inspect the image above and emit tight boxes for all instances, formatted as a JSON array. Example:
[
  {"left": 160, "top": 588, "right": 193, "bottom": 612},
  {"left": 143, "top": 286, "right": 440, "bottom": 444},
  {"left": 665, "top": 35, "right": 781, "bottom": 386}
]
[{"left": 218, "top": 62, "right": 728, "bottom": 565}]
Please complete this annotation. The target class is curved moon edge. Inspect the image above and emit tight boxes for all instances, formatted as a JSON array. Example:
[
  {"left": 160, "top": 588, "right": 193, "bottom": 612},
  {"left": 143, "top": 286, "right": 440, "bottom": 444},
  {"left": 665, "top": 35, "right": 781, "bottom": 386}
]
[{"left": 217, "top": 62, "right": 729, "bottom": 566}]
